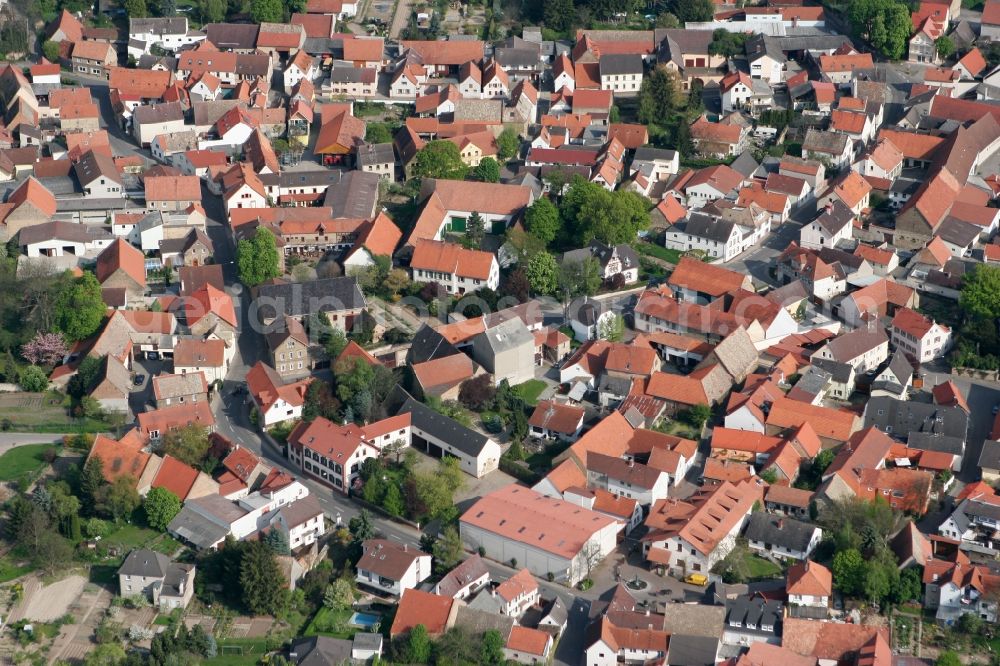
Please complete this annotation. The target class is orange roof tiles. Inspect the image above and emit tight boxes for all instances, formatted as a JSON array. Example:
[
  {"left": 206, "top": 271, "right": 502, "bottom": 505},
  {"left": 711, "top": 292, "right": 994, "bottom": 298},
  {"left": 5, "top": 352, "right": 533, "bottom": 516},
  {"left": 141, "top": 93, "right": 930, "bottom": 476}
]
[
  {"left": 819, "top": 53, "right": 874, "bottom": 73},
  {"left": 96, "top": 238, "right": 146, "bottom": 287},
  {"left": 506, "top": 626, "right": 550, "bottom": 656},
  {"left": 390, "top": 589, "right": 453, "bottom": 637},
  {"left": 87, "top": 434, "right": 152, "bottom": 483},
  {"left": 246, "top": 361, "right": 311, "bottom": 414},
  {"left": 8, "top": 177, "right": 56, "bottom": 217},
  {"left": 831, "top": 109, "right": 867, "bottom": 134},
  {"left": 400, "top": 39, "right": 484, "bottom": 65},
  {"left": 145, "top": 175, "right": 201, "bottom": 202},
  {"left": 410, "top": 239, "right": 494, "bottom": 280},
  {"left": 766, "top": 396, "right": 858, "bottom": 443},
  {"left": 529, "top": 400, "right": 585, "bottom": 434},
  {"left": 831, "top": 170, "right": 872, "bottom": 208},
  {"left": 411, "top": 354, "right": 475, "bottom": 393},
  {"left": 184, "top": 283, "right": 237, "bottom": 328},
  {"left": 958, "top": 47, "right": 988, "bottom": 77},
  {"left": 877, "top": 128, "right": 944, "bottom": 161},
  {"left": 151, "top": 454, "right": 200, "bottom": 500},
  {"left": 460, "top": 485, "right": 617, "bottom": 560},
  {"left": 668, "top": 256, "right": 750, "bottom": 298}
]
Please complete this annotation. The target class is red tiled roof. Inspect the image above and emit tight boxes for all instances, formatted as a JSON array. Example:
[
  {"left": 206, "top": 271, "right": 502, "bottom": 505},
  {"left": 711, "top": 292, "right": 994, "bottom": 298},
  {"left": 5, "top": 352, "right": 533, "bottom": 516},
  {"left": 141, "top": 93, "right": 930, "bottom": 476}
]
[
  {"left": 8, "top": 177, "right": 56, "bottom": 217},
  {"left": 184, "top": 284, "right": 237, "bottom": 328},
  {"left": 390, "top": 589, "right": 453, "bottom": 637},
  {"left": 87, "top": 434, "right": 151, "bottom": 483},
  {"left": 410, "top": 239, "right": 494, "bottom": 280},
  {"left": 96, "top": 238, "right": 146, "bottom": 288}
]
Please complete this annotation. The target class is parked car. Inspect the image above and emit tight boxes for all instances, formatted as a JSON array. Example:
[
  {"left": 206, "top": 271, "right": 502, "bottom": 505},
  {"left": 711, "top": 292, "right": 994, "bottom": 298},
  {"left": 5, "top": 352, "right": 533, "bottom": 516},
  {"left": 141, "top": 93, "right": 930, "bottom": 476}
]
[
  {"left": 684, "top": 573, "right": 709, "bottom": 587},
  {"left": 133, "top": 374, "right": 145, "bottom": 386}
]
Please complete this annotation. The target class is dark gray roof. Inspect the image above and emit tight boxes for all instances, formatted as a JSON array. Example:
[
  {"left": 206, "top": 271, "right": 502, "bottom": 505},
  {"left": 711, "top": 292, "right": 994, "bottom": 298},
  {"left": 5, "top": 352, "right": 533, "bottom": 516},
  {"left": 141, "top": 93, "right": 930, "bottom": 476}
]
[
  {"left": 288, "top": 635, "right": 352, "bottom": 666},
  {"left": 979, "top": 439, "right": 1000, "bottom": 471},
  {"left": 19, "top": 220, "right": 112, "bottom": 246},
  {"left": 907, "top": 432, "right": 964, "bottom": 456},
  {"left": 453, "top": 604, "right": 515, "bottom": 640},
  {"left": 495, "top": 46, "right": 541, "bottom": 70},
  {"left": 803, "top": 128, "right": 849, "bottom": 156},
  {"left": 745, "top": 33, "right": 786, "bottom": 64},
  {"left": 811, "top": 357, "right": 853, "bottom": 384},
  {"left": 118, "top": 548, "right": 169, "bottom": 578},
  {"left": 75, "top": 149, "right": 123, "bottom": 186},
  {"left": 259, "top": 169, "right": 342, "bottom": 190},
  {"left": 566, "top": 296, "right": 606, "bottom": 327},
  {"left": 864, "top": 395, "right": 969, "bottom": 442},
  {"left": 793, "top": 365, "right": 832, "bottom": 395},
  {"left": 744, "top": 513, "right": 817, "bottom": 552},
  {"left": 822, "top": 328, "right": 888, "bottom": 363},
  {"left": 964, "top": 497, "right": 1000, "bottom": 522},
  {"left": 666, "top": 634, "right": 720, "bottom": 666},
  {"left": 161, "top": 562, "right": 194, "bottom": 597},
  {"left": 672, "top": 212, "right": 738, "bottom": 244},
  {"left": 356, "top": 142, "right": 396, "bottom": 169},
  {"left": 768, "top": 34, "right": 852, "bottom": 52},
  {"left": 397, "top": 396, "right": 493, "bottom": 458},
  {"left": 324, "top": 170, "right": 381, "bottom": 219},
  {"left": 476, "top": 318, "right": 534, "bottom": 354},
  {"left": 130, "top": 17, "right": 187, "bottom": 35},
  {"left": 204, "top": 22, "right": 259, "bottom": 50},
  {"left": 254, "top": 277, "right": 366, "bottom": 320},
  {"left": 352, "top": 633, "right": 383, "bottom": 653},
  {"left": 133, "top": 101, "right": 184, "bottom": 125},
  {"left": 407, "top": 324, "right": 461, "bottom": 364},
  {"left": 600, "top": 53, "right": 643, "bottom": 76},
  {"left": 434, "top": 554, "right": 489, "bottom": 597},
  {"left": 813, "top": 200, "right": 855, "bottom": 236},
  {"left": 634, "top": 147, "right": 678, "bottom": 163},
  {"left": 729, "top": 151, "right": 760, "bottom": 178},
  {"left": 540, "top": 596, "right": 568, "bottom": 627},
  {"left": 234, "top": 54, "right": 270, "bottom": 78},
  {"left": 724, "top": 594, "right": 783, "bottom": 637},
  {"left": 937, "top": 217, "right": 981, "bottom": 248}
]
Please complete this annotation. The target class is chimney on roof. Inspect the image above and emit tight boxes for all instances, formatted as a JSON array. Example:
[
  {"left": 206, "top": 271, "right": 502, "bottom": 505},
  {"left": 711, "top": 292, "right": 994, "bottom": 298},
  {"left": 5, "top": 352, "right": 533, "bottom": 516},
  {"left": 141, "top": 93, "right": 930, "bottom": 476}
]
[{"left": 403, "top": 543, "right": 407, "bottom": 552}]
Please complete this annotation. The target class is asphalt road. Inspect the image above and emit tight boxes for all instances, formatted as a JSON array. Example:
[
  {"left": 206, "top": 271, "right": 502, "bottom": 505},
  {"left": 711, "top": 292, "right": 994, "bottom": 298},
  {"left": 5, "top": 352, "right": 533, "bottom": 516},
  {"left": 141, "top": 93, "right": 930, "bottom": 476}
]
[{"left": 724, "top": 215, "right": 805, "bottom": 289}]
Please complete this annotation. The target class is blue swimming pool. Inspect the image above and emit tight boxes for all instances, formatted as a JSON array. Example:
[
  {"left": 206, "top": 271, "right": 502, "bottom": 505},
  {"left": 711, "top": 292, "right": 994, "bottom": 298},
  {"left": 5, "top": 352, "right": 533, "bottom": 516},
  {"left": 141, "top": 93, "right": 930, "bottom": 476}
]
[{"left": 349, "top": 612, "right": 381, "bottom": 629}]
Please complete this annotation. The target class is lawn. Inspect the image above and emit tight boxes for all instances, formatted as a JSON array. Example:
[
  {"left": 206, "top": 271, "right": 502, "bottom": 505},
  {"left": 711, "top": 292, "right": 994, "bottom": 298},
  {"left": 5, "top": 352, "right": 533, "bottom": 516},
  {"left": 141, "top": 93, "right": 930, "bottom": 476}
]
[
  {"left": 657, "top": 420, "right": 701, "bottom": 440},
  {"left": 0, "top": 444, "right": 58, "bottom": 483},
  {"left": 303, "top": 606, "right": 355, "bottom": 638},
  {"left": 0, "top": 392, "right": 111, "bottom": 432},
  {"left": 512, "top": 379, "right": 547, "bottom": 406},
  {"left": 0, "top": 557, "right": 32, "bottom": 583},
  {"left": 208, "top": 638, "right": 273, "bottom": 665},
  {"left": 102, "top": 523, "right": 182, "bottom": 556},
  {"left": 744, "top": 555, "right": 783, "bottom": 579},
  {"left": 637, "top": 241, "right": 684, "bottom": 265}
]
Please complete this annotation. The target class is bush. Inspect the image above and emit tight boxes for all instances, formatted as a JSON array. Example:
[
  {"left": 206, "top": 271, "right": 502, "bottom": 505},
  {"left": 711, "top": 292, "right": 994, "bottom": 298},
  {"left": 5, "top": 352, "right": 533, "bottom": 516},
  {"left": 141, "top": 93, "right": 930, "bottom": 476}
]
[
  {"left": 18, "top": 365, "right": 49, "bottom": 392},
  {"left": 578, "top": 578, "right": 594, "bottom": 591}
]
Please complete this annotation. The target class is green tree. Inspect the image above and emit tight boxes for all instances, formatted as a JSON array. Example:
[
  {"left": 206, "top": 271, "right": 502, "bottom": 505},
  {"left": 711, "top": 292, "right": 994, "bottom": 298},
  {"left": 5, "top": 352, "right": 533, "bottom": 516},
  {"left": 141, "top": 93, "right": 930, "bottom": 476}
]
[
  {"left": 681, "top": 403, "right": 711, "bottom": 428},
  {"left": 474, "top": 157, "right": 500, "bottom": 183},
  {"left": 656, "top": 12, "right": 680, "bottom": 28},
  {"left": 237, "top": 227, "right": 281, "bottom": 287},
  {"left": 323, "top": 578, "right": 354, "bottom": 610},
  {"left": 101, "top": 475, "right": 141, "bottom": 521},
  {"left": 84, "top": 643, "right": 127, "bottom": 666},
  {"left": 55, "top": 272, "right": 106, "bottom": 342},
  {"left": 496, "top": 127, "right": 520, "bottom": 162},
  {"left": 863, "top": 562, "right": 891, "bottom": 604},
  {"left": 241, "top": 540, "right": 285, "bottom": 615},
  {"left": 42, "top": 40, "right": 60, "bottom": 63},
  {"left": 162, "top": 423, "right": 210, "bottom": 467},
  {"left": 599, "top": 314, "right": 625, "bottom": 342},
  {"left": 936, "top": 35, "right": 955, "bottom": 59},
  {"left": 669, "top": 0, "right": 713, "bottom": 24},
  {"left": 382, "top": 483, "right": 405, "bottom": 516},
  {"left": 936, "top": 652, "right": 961, "bottom": 666},
  {"left": 413, "top": 471, "right": 456, "bottom": 521},
  {"left": 505, "top": 228, "right": 546, "bottom": 263},
  {"left": 960, "top": 264, "right": 1000, "bottom": 319},
  {"left": 639, "top": 66, "right": 681, "bottom": 128},
  {"left": 124, "top": 0, "right": 148, "bottom": 16},
  {"left": 481, "top": 629, "right": 505, "bottom": 665},
  {"left": 413, "top": 141, "right": 469, "bottom": 180},
  {"left": 525, "top": 252, "right": 558, "bottom": 295},
  {"left": 557, "top": 258, "right": 602, "bottom": 301},
  {"left": 199, "top": 0, "right": 226, "bottom": 22},
  {"left": 249, "top": 0, "right": 282, "bottom": 21},
  {"left": 432, "top": 526, "right": 464, "bottom": 573},
  {"left": 365, "top": 124, "right": 393, "bottom": 144},
  {"left": 561, "top": 178, "right": 650, "bottom": 245},
  {"left": 848, "top": 0, "right": 912, "bottom": 59},
  {"left": 349, "top": 509, "right": 375, "bottom": 542},
  {"left": 465, "top": 211, "right": 485, "bottom": 245},
  {"left": 832, "top": 548, "right": 866, "bottom": 597},
  {"left": 708, "top": 29, "right": 748, "bottom": 57},
  {"left": 407, "top": 625, "right": 432, "bottom": 664},
  {"left": 80, "top": 457, "right": 106, "bottom": 514},
  {"left": 890, "top": 566, "right": 922, "bottom": 604},
  {"left": 18, "top": 365, "right": 48, "bottom": 392},
  {"left": 159, "top": 0, "right": 177, "bottom": 15},
  {"left": 543, "top": 0, "right": 574, "bottom": 30},
  {"left": 143, "top": 487, "right": 181, "bottom": 531},
  {"left": 524, "top": 197, "right": 560, "bottom": 245}
]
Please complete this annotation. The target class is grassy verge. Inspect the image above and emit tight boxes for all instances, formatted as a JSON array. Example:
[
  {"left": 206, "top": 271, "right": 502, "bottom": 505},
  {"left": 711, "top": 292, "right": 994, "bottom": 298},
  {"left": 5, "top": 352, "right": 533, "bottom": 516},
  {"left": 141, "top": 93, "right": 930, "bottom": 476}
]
[
  {"left": 0, "top": 557, "right": 32, "bottom": 583},
  {"left": 637, "top": 241, "right": 684, "bottom": 265},
  {"left": 303, "top": 606, "right": 355, "bottom": 638},
  {"left": 512, "top": 379, "right": 547, "bottom": 406},
  {"left": 0, "top": 392, "right": 112, "bottom": 432},
  {"left": 744, "top": 554, "right": 783, "bottom": 579},
  {"left": 209, "top": 638, "right": 274, "bottom": 665},
  {"left": 0, "top": 444, "right": 58, "bottom": 483}
]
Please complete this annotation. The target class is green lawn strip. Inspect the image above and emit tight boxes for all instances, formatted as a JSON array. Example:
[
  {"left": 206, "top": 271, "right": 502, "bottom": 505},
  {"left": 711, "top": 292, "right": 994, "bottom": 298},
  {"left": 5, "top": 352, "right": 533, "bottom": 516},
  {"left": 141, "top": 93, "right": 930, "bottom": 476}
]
[
  {"left": 209, "top": 638, "right": 274, "bottom": 665},
  {"left": 303, "top": 606, "right": 356, "bottom": 638},
  {"left": 0, "top": 444, "right": 58, "bottom": 482},
  {"left": 512, "top": 379, "right": 546, "bottom": 406},
  {"left": 0, "top": 557, "right": 33, "bottom": 583},
  {"left": 744, "top": 554, "right": 782, "bottom": 579},
  {"left": 637, "top": 241, "right": 683, "bottom": 265}
]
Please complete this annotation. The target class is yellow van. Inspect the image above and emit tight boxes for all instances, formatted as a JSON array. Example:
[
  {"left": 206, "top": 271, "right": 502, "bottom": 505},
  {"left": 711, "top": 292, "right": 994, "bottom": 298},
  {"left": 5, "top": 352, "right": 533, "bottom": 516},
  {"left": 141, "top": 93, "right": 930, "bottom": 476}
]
[{"left": 684, "top": 573, "right": 709, "bottom": 586}]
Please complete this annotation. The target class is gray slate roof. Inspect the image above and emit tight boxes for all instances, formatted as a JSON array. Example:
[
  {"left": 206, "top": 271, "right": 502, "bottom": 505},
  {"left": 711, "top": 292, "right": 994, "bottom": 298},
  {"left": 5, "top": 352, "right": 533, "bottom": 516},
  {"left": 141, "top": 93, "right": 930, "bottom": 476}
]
[
  {"left": 743, "top": 512, "right": 817, "bottom": 552},
  {"left": 980, "top": 439, "right": 1000, "bottom": 471},
  {"left": 666, "top": 634, "right": 720, "bottom": 666},
  {"left": 254, "top": 277, "right": 366, "bottom": 320},
  {"left": 864, "top": 395, "right": 969, "bottom": 442},
  {"left": 397, "top": 396, "right": 493, "bottom": 459},
  {"left": 118, "top": 548, "right": 170, "bottom": 578}
]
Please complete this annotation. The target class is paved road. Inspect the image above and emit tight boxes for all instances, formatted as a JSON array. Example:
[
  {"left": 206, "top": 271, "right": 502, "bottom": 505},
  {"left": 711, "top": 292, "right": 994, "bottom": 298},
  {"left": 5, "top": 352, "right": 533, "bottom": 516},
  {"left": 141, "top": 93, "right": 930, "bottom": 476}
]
[{"left": 724, "top": 214, "right": 806, "bottom": 289}]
